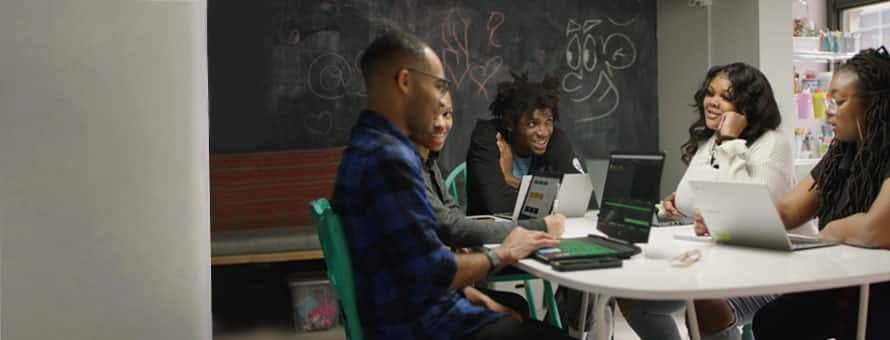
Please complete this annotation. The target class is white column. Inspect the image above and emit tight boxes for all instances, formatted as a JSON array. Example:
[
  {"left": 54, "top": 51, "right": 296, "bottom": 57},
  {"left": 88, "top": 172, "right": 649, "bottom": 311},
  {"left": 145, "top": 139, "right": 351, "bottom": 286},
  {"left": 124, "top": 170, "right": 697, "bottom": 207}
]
[
  {"left": 759, "top": 0, "right": 795, "bottom": 138},
  {"left": 0, "top": 1, "right": 210, "bottom": 339}
]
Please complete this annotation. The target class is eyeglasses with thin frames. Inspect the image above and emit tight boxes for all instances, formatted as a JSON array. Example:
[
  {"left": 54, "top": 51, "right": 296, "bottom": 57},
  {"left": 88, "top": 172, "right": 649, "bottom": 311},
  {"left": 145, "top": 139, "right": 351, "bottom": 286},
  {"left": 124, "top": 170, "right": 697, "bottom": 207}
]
[
  {"left": 821, "top": 46, "right": 890, "bottom": 115},
  {"left": 403, "top": 67, "right": 452, "bottom": 98},
  {"left": 823, "top": 89, "right": 890, "bottom": 115}
]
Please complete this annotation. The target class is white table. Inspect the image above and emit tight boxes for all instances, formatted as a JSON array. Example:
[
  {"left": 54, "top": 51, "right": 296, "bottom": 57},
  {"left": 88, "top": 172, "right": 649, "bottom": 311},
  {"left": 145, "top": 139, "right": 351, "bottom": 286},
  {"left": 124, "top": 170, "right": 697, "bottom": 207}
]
[{"left": 512, "top": 212, "right": 890, "bottom": 340}]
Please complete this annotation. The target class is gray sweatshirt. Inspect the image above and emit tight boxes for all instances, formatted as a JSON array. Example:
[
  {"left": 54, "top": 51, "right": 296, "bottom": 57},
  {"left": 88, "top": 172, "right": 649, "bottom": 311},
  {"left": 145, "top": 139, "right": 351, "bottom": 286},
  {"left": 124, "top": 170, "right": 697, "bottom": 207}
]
[{"left": 422, "top": 153, "right": 547, "bottom": 248}]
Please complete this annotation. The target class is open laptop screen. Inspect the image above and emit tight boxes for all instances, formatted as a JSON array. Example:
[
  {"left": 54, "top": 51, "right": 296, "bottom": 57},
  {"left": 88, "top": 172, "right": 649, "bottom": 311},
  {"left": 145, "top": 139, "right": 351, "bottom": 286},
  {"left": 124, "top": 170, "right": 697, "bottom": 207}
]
[
  {"left": 517, "top": 175, "right": 560, "bottom": 220},
  {"left": 597, "top": 152, "right": 664, "bottom": 243}
]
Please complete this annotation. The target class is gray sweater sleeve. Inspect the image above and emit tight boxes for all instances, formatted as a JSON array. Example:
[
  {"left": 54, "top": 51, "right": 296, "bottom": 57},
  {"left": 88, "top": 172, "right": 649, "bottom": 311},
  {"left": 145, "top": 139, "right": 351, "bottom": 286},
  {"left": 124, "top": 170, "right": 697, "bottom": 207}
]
[{"left": 424, "top": 162, "right": 547, "bottom": 247}]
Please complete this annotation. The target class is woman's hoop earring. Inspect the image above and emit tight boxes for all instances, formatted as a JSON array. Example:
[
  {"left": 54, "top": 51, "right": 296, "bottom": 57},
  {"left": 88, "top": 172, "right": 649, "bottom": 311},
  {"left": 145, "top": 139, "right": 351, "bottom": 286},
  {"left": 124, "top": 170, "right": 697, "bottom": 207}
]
[{"left": 857, "top": 119, "right": 865, "bottom": 143}]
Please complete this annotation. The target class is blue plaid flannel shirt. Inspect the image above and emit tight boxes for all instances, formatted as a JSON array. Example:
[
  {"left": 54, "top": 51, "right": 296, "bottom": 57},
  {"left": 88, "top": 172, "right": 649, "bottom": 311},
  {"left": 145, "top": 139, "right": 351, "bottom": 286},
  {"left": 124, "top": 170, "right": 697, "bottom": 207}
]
[{"left": 332, "top": 111, "right": 502, "bottom": 340}]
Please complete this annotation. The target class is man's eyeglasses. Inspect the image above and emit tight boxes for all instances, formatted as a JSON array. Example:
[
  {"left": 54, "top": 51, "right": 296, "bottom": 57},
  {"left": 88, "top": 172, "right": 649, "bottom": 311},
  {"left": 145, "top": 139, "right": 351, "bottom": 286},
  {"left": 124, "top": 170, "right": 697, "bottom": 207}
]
[{"left": 404, "top": 67, "right": 451, "bottom": 97}]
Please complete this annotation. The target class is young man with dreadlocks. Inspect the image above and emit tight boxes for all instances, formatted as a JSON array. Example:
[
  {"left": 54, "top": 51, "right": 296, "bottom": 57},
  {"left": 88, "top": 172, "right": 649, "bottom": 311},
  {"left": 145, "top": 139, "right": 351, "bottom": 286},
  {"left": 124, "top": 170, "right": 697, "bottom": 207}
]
[
  {"left": 466, "top": 72, "right": 596, "bottom": 333},
  {"left": 751, "top": 47, "right": 890, "bottom": 339},
  {"left": 465, "top": 72, "right": 581, "bottom": 216}
]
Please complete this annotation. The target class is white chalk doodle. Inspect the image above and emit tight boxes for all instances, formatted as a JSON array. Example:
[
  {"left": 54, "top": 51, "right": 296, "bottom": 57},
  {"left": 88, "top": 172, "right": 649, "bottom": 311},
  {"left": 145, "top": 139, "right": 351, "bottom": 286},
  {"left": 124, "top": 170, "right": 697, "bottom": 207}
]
[
  {"left": 308, "top": 53, "right": 355, "bottom": 100},
  {"left": 304, "top": 110, "right": 333, "bottom": 135},
  {"left": 561, "top": 17, "right": 637, "bottom": 122},
  {"left": 440, "top": 8, "right": 504, "bottom": 99},
  {"left": 603, "top": 33, "right": 637, "bottom": 75},
  {"left": 607, "top": 0, "right": 642, "bottom": 26}
]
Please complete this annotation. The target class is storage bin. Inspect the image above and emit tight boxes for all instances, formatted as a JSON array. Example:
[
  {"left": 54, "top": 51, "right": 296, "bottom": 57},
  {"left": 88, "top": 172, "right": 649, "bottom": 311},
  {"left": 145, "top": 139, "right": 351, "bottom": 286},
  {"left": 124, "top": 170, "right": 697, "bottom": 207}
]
[{"left": 287, "top": 274, "right": 340, "bottom": 332}]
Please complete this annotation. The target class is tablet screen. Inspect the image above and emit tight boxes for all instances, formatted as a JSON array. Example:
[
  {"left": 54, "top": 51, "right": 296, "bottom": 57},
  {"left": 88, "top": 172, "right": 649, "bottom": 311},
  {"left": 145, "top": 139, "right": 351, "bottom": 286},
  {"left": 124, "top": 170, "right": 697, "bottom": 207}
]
[{"left": 518, "top": 175, "right": 559, "bottom": 219}]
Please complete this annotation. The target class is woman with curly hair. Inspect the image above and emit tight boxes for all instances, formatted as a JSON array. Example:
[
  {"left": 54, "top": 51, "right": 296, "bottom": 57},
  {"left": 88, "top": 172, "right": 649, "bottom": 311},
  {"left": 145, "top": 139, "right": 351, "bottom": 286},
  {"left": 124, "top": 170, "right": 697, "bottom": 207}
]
[
  {"left": 752, "top": 47, "right": 890, "bottom": 340},
  {"left": 621, "top": 62, "right": 815, "bottom": 340}
]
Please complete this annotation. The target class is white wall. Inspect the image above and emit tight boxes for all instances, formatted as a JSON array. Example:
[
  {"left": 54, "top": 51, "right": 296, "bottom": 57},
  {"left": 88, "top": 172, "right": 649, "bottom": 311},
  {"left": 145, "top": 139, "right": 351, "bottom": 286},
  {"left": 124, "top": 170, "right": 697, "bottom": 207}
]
[
  {"left": 760, "top": 0, "right": 795, "bottom": 138},
  {"left": 657, "top": 1, "right": 711, "bottom": 197},
  {"left": 793, "top": 0, "right": 828, "bottom": 31},
  {"left": 0, "top": 1, "right": 210, "bottom": 339},
  {"left": 711, "top": 0, "right": 759, "bottom": 66}
]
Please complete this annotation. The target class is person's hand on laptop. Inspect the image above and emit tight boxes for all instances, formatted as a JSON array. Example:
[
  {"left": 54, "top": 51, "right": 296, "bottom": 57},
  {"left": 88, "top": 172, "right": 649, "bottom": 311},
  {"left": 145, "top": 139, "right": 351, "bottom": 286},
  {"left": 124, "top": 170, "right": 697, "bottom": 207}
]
[
  {"left": 661, "top": 192, "right": 686, "bottom": 218},
  {"left": 464, "top": 286, "right": 522, "bottom": 321},
  {"left": 495, "top": 227, "right": 559, "bottom": 264},
  {"left": 693, "top": 210, "right": 710, "bottom": 236},
  {"left": 543, "top": 213, "right": 566, "bottom": 238}
]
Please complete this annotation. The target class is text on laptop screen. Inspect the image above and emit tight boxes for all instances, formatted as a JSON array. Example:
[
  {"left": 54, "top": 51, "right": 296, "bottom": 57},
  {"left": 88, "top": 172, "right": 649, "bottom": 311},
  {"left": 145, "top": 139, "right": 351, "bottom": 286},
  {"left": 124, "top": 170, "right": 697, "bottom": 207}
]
[{"left": 599, "top": 154, "right": 662, "bottom": 229}]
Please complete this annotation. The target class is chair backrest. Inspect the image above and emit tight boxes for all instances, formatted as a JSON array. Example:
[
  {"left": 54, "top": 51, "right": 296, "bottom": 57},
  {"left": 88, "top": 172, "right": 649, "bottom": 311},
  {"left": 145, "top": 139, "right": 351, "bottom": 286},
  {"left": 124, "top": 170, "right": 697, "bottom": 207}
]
[
  {"left": 309, "top": 198, "right": 363, "bottom": 340},
  {"left": 444, "top": 162, "right": 467, "bottom": 206}
]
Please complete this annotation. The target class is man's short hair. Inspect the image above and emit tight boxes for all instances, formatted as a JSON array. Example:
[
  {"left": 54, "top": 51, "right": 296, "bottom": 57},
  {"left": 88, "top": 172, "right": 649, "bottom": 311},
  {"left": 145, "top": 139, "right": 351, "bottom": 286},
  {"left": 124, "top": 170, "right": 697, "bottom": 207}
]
[{"left": 359, "top": 31, "right": 429, "bottom": 82}]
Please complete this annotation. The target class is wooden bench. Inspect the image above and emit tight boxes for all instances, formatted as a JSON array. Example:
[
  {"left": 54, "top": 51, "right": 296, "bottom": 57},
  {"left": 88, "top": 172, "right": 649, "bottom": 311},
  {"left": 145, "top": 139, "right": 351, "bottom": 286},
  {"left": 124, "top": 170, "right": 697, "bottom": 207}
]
[{"left": 210, "top": 147, "right": 342, "bottom": 265}]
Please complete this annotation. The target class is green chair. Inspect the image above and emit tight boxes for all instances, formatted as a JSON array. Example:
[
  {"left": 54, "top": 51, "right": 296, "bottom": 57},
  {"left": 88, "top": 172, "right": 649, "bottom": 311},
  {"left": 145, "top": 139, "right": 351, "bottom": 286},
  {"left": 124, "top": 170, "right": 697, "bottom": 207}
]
[
  {"left": 742, "top": 323, "right": 754, "bottom": 340},
  {"left": 445, "top": 162, "right": 562, "bottom": 328},
  {"left": 444, "top": 162, "right": 467, "bottom": 205},
  {"left": 310, "top": 198, "right": 363, "bottom": 340}
]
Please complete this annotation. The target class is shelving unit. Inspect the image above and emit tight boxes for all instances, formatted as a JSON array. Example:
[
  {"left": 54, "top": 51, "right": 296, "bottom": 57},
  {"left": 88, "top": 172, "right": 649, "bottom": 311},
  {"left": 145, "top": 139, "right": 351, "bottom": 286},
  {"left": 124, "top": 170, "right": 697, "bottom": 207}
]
[
  {"left": 793, "top": 50, "right": 857, "bottom": 71},
  {"left": 791, "top": 50, "right": 855, "bottom": 165}
]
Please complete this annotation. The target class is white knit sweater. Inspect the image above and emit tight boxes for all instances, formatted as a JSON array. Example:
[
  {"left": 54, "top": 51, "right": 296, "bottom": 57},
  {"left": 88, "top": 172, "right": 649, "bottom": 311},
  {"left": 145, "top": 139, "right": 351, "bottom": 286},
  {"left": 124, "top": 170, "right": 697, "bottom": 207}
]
[{"left": 674, "top": 130, "right": 817, "bottom": 235}]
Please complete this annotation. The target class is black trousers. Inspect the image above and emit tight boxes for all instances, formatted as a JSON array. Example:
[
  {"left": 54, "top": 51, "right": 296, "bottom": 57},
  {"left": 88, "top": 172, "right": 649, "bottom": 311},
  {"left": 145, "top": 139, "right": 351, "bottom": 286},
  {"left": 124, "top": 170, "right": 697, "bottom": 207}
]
[
  {"left": 462, "top": 287, "right": 572, "bottom": 340},
  {"left": 460, "top": 316, "right": 575, "bottom": 340},
  {"left": 753, "top": 282, "right": 890, "bottom": 340}
]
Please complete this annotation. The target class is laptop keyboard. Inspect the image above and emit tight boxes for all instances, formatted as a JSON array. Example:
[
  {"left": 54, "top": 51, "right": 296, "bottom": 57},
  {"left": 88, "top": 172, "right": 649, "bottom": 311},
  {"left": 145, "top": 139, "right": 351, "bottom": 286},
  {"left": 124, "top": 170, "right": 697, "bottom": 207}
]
[{"left": 558, "top": 238, "right": 618, "bottom": 256}]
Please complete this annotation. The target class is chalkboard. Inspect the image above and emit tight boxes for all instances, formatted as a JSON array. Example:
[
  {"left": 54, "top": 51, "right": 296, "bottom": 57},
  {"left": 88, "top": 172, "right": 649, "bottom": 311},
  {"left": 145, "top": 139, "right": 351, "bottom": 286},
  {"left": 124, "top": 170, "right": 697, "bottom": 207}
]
[{"left": 208, "top": 0, "right": 658, "bottom": 167}]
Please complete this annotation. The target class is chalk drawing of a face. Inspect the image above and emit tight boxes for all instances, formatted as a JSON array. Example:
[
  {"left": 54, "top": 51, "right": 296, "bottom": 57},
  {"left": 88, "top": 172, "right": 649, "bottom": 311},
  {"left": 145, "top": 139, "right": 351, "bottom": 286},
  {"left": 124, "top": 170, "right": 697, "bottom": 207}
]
[{"left": 561, "top": 19, "right": 638, "bottom": 122}]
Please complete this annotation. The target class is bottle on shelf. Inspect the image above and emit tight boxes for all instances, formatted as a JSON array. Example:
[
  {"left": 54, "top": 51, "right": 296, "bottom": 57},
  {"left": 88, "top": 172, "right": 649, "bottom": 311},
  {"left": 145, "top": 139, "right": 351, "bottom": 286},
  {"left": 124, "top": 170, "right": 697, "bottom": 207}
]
[{"left": 797, "top": 88, "right": 813, "bottom": 119}]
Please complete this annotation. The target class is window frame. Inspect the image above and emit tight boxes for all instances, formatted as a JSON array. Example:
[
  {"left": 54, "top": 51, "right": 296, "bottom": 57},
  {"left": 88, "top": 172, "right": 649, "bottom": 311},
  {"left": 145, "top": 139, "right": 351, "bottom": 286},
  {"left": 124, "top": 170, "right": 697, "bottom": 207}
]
[{"left": 828, "top": 0, "right": 890, "bottom": 30}]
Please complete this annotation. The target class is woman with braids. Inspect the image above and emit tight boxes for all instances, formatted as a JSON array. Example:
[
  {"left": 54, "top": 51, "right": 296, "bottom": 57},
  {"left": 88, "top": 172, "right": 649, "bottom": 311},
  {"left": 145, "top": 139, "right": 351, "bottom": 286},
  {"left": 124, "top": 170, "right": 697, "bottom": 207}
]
[
  {"left": 465, "top": 72, "right": 581, "bottom": 215},
  {"left": 752, "top": 47, "right": 890, "bottom": 340},
  {"left": 621, "top": 63, "right": 816, "bottom": 340}
]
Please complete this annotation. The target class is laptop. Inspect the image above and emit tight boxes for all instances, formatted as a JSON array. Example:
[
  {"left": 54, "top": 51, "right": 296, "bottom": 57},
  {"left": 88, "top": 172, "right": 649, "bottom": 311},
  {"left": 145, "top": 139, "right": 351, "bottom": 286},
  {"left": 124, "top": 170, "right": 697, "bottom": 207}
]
[
  {"left": 688, "top": 180, "right": 838, "bottom": 251},
  {"left": 516, "top": 175, "right": 561, "bottom": 220},
  {"left": 553, "top": 173, "right": 595, "bottom": 217},
  {"left": 596, "top": 152, "right": 665, "bottom": 244},
  {"left": 482, "top": 173, "right": 594, "bottom": 221}
]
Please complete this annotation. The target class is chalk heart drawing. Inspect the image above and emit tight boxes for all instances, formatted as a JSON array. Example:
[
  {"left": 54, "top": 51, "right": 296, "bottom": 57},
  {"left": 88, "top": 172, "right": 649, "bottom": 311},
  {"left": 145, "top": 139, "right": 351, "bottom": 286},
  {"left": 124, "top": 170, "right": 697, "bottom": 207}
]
[
  {"left": 308, "top": 53, "right": 354, "bottom": 100},
  {"left": 304, "top": 111, "right": 333, "bottom": 135},
  {"left": 441, "top": 8, "right": 473, "bottom": 88},
  {"left": 561, "top": 18, "right": 637, "bottom": 122},
  {"left": 469, "top": 57, "right": 503, "bottom": 97},
  {"left": 440, "top": 8, "right": 504, "bottom": 98}
]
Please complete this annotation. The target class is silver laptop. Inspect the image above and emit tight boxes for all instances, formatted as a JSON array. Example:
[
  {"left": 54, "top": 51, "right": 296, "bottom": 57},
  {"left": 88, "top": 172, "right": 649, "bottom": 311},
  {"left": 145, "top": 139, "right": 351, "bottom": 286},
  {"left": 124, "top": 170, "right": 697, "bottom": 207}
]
[
  {"left": 553, "top": 173, "right": 594, "bottom": 217},
  {"left": 474, "top": 173, "right": 592, "bottom": 221},
  {"left": 688, "top": 180, "right": 838, "bottom": 251},
  {"left": 471, "top": 175, "right": 533, "bottom": 222}
]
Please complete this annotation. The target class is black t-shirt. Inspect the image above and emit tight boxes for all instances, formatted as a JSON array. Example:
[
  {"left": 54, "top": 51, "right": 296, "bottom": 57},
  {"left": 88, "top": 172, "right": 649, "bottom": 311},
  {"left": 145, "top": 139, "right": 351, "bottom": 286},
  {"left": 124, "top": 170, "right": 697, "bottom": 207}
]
[{"left": 811, "top": 145, "right": 890, "bottom": 229}]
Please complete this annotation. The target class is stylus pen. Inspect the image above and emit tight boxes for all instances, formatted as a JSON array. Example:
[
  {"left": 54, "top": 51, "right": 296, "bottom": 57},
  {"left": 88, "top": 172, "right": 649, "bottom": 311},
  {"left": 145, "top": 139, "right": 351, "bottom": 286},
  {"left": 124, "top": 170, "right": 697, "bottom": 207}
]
[{"left": 673, "top": 233, "right": 714, "bottom": 243}]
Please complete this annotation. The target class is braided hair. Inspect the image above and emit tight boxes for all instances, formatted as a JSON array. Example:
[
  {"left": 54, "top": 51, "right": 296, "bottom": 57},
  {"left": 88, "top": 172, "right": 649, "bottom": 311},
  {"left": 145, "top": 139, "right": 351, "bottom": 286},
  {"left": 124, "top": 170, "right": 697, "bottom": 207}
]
[
  {"left": 489, "top": 72, "right": 561, "bottom": 132},
  {"left": 680, "top": 63, "right": 782, "bottom": 164},
  {"left": 812, "top": 47, "right": 890, "bottom": 218}
]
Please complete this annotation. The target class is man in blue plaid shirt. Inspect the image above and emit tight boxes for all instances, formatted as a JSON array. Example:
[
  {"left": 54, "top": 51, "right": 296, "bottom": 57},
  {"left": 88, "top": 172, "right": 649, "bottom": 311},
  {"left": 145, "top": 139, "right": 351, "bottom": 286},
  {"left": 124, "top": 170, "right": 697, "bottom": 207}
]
[{"left": 332, "top": 32, "right": 575, "bottom": 340}]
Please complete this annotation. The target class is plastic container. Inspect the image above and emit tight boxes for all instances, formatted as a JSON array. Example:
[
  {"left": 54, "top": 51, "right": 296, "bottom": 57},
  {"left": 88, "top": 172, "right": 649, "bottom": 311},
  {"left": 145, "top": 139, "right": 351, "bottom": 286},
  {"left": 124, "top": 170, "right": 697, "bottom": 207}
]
[
  {"left": 812, "top": 90, "right": 826, "bottom": 119},
  {"left": 797, "top": 90, "right": 813, "bottom": 119},
  {"left": 287, "top": 274, "right": 340, "bottom": 332}
]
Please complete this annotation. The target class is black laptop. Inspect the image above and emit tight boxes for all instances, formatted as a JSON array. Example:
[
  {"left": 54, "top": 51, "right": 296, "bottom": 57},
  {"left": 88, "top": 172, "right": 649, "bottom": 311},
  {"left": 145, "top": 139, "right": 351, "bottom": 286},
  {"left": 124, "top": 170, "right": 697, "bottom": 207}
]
[{"left": 596, "top": 151, "right": 665, "bottom": 244}]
